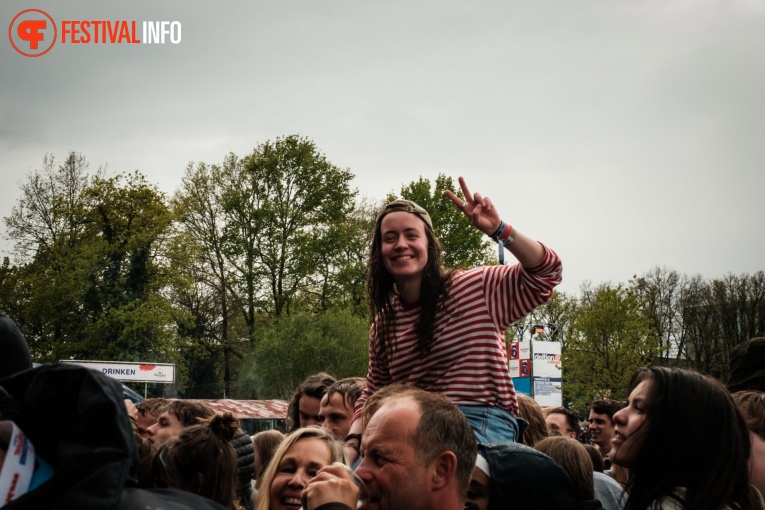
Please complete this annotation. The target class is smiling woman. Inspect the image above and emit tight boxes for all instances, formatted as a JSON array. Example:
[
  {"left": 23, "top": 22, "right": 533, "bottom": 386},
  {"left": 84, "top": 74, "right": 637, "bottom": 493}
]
[
  {"left": 255, "top": 427, "right": 346, "bottom": 510},
  {"left": 346, "top": 176, "right": 562, "bottom": 455}
]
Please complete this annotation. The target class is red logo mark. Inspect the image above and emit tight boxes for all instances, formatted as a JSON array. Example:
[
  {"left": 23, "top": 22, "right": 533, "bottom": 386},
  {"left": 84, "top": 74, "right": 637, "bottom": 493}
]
[
  {"left": 139, "top": 364, "right": 156, "bottom": 371},
  {"left": 9, "top": 9, "right": 57, "bottom": 57}
]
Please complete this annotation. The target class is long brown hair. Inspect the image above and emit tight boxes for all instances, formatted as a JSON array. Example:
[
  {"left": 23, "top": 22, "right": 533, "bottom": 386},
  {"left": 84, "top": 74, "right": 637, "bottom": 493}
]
[
  {"left": 367, "top": 205, "right": 453, "bottom": 357},
  {"left": 286, "top": 372, "right": 336, "bottom": 432},
  {"left": 515, "top": 394, "right": 550, "bottom": 447},
  {"left": 252, "top": 429, "right": 285, "bottom": 487},
  {"left": 623, "top": 367, "right": 760, "bottom": 510}
]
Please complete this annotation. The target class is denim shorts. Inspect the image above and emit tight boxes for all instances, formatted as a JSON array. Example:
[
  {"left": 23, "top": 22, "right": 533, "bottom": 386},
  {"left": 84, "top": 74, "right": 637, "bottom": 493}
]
[{"left": 458, "top": 405, "right": 521, "bottom": 444}]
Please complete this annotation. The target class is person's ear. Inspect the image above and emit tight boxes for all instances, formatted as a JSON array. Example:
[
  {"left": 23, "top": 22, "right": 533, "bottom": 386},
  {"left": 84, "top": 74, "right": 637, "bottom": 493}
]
[{"left": 431, "top": 451, "right": 458, "bottom": 490}]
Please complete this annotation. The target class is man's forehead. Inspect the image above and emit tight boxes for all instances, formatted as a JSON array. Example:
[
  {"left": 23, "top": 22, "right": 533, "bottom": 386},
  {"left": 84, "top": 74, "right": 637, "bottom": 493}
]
[
  {"left": 589, "top": 411, "right": 612, "bottom": 422},
  {"left": 366, "top": 398, "right": 420, "bottom": 438}
]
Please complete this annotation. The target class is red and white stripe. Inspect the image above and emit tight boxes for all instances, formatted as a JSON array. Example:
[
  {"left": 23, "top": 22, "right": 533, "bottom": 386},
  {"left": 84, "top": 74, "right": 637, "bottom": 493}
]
[{"left": 354, "top": 245, "right": 562, "bottom": 419}]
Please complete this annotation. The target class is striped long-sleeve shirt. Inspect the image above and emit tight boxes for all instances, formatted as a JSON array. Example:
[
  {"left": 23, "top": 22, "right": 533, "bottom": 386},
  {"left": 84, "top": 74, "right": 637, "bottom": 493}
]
[{"left": 354, "top": 244, "right": 562, "bottom": 419}]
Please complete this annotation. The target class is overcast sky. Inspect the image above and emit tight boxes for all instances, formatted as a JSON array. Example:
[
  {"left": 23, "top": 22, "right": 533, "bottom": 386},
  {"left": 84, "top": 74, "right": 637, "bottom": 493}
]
[{"left": 2, "top": 0, "right": 763, "bottom": 295}]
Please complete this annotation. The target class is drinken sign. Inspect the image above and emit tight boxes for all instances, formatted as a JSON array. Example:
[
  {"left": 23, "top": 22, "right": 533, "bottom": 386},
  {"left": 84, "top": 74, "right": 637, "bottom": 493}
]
[{"left": 60, "top": 360, "right": 175, "bottom": 383}]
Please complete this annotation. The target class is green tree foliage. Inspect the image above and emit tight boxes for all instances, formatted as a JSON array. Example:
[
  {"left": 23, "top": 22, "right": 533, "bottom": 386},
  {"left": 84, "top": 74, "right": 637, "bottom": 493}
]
[
  {"left": 173, "top": 136, "right": 366, "bottom": 395},
  {"left": 391, "top": 174, "right": 493, "bottom": 269},
  {"left": 4, "top": 152, "right": 92, "bottom": 262},
  {"left": 562, "top": 282, "right": 660, "bottom": 411},
  {"left": 514, "top": 291, "right": 577, "bottom": 348},
  {"left": 309, "top": 198, "right": 376, "bottom": 317},
  {"left": 239, "top": 308, "right": 369, "bottom": 399},
  {"left": 3, "top": 154, "right": 186, "bottom": 365},
  {"left": 74, "top": 172, "right": 182, "bottom": 361},
  {"left": 220, "top": 135, "right": 358, "bottom": 322},
  {"left": 174, "top": 161, "right": 241, "bottom": 397}
]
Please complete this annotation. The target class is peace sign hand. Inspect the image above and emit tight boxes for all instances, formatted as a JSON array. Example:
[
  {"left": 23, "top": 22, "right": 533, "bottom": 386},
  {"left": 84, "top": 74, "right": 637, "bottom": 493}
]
[{"left": 444, "top": 176, "right": 502, "bottom": 237}]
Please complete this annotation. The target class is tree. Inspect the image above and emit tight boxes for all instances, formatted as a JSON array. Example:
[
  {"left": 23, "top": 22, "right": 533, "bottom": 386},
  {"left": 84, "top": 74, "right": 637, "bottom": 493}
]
[
  {"left": 3, "top": 152, "right": 94, "bottom": 358},
  {"left": 67, "top": 172, "right": 182, "bottom": 362},
  {"left": 562, "top": 282, "right": 660, "bottom": 411},
  {"left": 4, "top": 151, "right": 93, "bottom": 261},
  {"left": 307, "top": 197, "right": 376, "bottom": 317},
  {"left": 392, "top": 174, "right": 493, "bottom": 269},
  {"left": 173, "top": 137, "right": 364, "bottom": 395},
  {"left": 239, "top": 308, "right": 369, "bottom": 399},
  {"left": 221, "top": 135, "right": 358, "bottom": 321},
  {"left": 174, "top": 161, "right": 242, "bottom": 397},
  {"left": 678, "top": 272, "right": 765, "bottom": 380},
  {"left": 4, "top": 155, "right": 185, "bottom": 366},
  {"left": 515, "top": 290, "right": 577, "bottom": 348},
  {"left": 631, "top": 266, "right": 684, "bottom": 363}
]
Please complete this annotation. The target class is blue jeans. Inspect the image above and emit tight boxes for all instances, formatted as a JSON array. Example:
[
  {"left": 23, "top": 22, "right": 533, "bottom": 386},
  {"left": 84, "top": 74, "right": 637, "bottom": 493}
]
[{"left": 458, "top": 405, "right": 522, "bottom": 444}]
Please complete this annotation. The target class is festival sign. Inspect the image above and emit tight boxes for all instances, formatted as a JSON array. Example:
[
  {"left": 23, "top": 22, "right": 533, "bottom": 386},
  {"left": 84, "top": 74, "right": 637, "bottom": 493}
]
[
  {"left": 531, "top": 340, "right": 562, "bottom": 406},
  {"left": 60, "top": 360, "right": 175, "bottom": 383}
]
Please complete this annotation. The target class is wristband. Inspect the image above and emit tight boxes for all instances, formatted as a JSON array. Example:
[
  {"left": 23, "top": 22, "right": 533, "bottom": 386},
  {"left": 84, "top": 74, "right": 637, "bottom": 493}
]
[
  {"left": 502, "top": 227, "right": 517, "bottom": 247},
  {"left": 345, "top": 433, "right": 362, "bottom": 444},
  {"left": 489, "top": 220, "right": 514, "bottom": 265},
  {"left": 489, "top": 221, "right": 507, "bottom": 240}
]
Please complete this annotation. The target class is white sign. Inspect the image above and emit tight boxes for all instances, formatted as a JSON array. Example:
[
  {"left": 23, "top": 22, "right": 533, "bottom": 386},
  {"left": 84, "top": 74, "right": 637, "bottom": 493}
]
[
  {"left": 531, "top": 341, "right": 562, "bottom": 378},
  {"left": 60, "top": 360, "right": 175, "bottom": 383},
  {"left": 531, "top": 341, "right": 563, "bottom": 407},
  {"left": 533, "top": 377, "right": 563, "bottom": 407}
]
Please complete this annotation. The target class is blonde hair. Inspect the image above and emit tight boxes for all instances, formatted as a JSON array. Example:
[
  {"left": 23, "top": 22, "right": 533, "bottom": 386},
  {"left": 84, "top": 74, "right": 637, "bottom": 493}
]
[{"left": 254, "top": 427, "right": 346, "bottom": 510}]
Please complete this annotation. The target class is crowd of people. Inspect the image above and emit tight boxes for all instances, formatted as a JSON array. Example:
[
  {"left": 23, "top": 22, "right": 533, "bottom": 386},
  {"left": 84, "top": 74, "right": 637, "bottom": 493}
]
[{"left": 1, "top": 178, "right": 764, "bottom": 509}]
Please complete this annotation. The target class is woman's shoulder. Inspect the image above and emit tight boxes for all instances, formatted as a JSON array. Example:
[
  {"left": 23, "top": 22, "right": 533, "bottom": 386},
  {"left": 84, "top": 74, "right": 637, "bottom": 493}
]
[
  {"left": 648, "top": 488, "right": 687, "bottom": 509},
  {"left": 649, "top": 487, "right": 756, "bottom": 510},
  {"left": 452, "top": 264, "right": 508, "bottom": 282}
]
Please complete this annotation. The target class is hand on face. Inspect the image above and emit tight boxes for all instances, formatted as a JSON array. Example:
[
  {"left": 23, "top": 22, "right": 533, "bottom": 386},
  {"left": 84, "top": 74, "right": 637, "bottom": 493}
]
[{"left": 302, "top": 463, "right": 360, "bottom": 510}]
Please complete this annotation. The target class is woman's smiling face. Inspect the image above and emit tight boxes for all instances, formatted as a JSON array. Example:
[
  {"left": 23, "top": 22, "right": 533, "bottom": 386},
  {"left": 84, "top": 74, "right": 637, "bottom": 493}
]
[
  {"left": 269, "top": 437, "right": 333, "bottom": 510},
  {"left": 380, "top": 211, "right": 429, "bottom": 285}
]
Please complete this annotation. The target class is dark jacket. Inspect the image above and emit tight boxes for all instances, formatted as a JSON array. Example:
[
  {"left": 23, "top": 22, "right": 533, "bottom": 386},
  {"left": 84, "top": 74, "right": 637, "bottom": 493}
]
[
  {"left": 232, "top": 426, "right": 256, "bottom": 509},
  {"left": 0, "top": 363, "right": 228, "bottom": 510},
  {"left": 0, "top": 312, "right": 31, "bottom": 379},
  {"left": 481, "top": 442, "right": 578, "bottom": 510}
]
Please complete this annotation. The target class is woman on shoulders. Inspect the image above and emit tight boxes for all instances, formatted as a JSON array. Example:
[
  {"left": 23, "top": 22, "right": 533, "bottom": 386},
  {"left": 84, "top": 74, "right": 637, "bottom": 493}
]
[{"left": 348, "top": 176, "right": 562, "bottom": 455}]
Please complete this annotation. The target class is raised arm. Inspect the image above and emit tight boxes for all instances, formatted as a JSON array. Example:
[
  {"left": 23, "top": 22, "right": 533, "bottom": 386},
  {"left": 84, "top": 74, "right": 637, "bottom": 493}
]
[{"left": 444, "top": 176, "right": 545, "bottom": 268}]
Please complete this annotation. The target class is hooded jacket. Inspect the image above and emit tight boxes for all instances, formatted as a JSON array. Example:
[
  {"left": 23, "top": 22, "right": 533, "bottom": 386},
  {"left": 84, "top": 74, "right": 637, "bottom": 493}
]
[
  {"left": 481, "top": 442, "right": 578, "bottom": 510},
  {"left": 0, "top": 363, "right": 228, "bottom": 510},
  {"left": 0, "top": 313, "right": 31, "bottom": 380}
]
